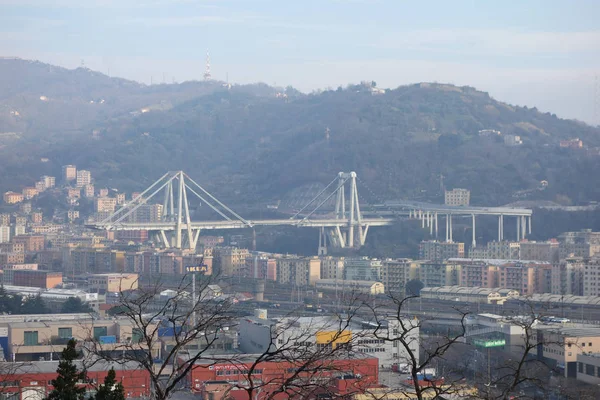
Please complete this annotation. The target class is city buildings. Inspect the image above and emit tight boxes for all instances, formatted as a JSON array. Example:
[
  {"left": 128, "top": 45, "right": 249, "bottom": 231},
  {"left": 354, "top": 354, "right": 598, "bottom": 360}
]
[
  {"left": 0, "top": 360, "right": 151, "bottom": 398},
  {"left": 469, "top": 241, "right": 520, "bottom": 260},
  {"left": 380, "top": 258, "right": 417, "bottom": 293},
  {"left": 276, "top": 256, "right": 321, "bottom": 286},
  {"left": 552, "top": 257, "right": 585, "bottom": 296},
  {"left": 76, "top": 169, "right": 92, "bottom": 187},
  {"left": 212, "top": 247, "right": 250, "bottom": 276},
  {"left": 444, "top": 188, "right": 470, "bottom": 206},
  {"left": 62, "top": 164, "right": 77, "bottom": 182},
  {"left": 239, "top": 315, "right": 419, "bottom": 369},
  {"left": 0, "top": 225, "right": 10, "bottom": 243},
  {"left": 2, "top": 269, "right": 62, "bottom": 288},
  {"left": 244, "top": 253, "right": 277, "bottom": 280},
  {"left": 188, "top": 354, "right": 379, "bottom": 398},
  {"left": 88, "top": 273, "right": 139, "bottom": 293},
  {"left": 344, "top": 257, "right": 382, "bottom": 281},
  {"left": 520, "top": 240, "right": 559, "bottom": 262},
  {"left": 576, "top": 353, "right": 600, "bottom": 385},
  {"left": 583, "top": 257, "right": 600, "bottom": 296},
  {"left": 319, "top": 256, "right": 345, "bottom": 280},
  {"left": 419, "top": 240, "right": 465, "bottom": 261},
  {"left": 420, "top": 286, "right": 519, "bottom": 304},
  {"left": 535, "top": 325, "right": 600, "bottom": 377},
  {"left": 3, "top": 191, "right": 24, "bottom": 204},
  {"left": 22, "top": 187, "right": 39, "bottom": 200},
  {"left": 94, "top": 197, "right": 117, "bottom": 213}
]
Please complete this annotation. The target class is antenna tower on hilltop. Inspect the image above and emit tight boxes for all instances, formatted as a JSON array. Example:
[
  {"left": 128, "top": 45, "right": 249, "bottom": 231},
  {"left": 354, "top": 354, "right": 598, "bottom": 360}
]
[{"left": 204, "top": 50, "right": 212, "bottom": 81}]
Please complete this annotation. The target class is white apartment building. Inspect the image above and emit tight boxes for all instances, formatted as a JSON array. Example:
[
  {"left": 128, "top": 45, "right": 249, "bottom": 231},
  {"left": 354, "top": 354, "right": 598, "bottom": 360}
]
[
  {"left": 583, "top": 257, "right": 600, "bottom": 296},
  {"left": 76, "top": 170, "right": 92, "bottom": 187},
  {"left": 238, "top": 315, "right": 419, "bottom": 369},
  {"left": 444, "top": 188, "right": 470, "bottom": 206}
]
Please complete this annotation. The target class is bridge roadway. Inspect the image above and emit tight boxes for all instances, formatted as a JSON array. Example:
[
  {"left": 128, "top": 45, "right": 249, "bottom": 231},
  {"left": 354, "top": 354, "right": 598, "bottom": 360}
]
[
  {"left": 89, "top": 217, "right": 396, "bottom": 231},
  {"left": 375, "top": 201, "right": 533, "bottom": 217}
]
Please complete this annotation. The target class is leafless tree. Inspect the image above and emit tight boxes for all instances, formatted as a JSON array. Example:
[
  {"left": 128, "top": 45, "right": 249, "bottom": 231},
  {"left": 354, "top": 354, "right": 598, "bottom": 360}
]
[
  {"left": 362, "top": 293, "right": 473, "bottom": 400},
  {"left": 218, "top": 291, "right": 372, "bottom": 399},
  {"left": 82, "top": 273, "right": 235, "bottom": 400}
]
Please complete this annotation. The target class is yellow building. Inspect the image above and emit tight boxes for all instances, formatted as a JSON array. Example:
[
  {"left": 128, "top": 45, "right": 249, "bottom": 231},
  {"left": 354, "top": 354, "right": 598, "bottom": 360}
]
[
  {"left": 89, "top": 273, "right": 138, "bottom": 293},
  {"left": 3, "top": 191, "right": 24, "bottom": 204}
]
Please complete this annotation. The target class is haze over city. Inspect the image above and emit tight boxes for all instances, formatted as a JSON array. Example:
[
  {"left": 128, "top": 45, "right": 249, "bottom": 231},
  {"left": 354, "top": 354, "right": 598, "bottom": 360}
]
[
  {"left": 3, "top": 1, "right": 600, "bottom": 399},
  {"left": 1, "top": 0, "right": 599, "bottom": 123}
]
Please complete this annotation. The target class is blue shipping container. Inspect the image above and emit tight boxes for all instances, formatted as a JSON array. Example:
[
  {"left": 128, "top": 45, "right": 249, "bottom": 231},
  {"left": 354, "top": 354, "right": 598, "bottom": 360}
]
[{"left": 99, "top": 335, "right": 117, "bottom": 344}]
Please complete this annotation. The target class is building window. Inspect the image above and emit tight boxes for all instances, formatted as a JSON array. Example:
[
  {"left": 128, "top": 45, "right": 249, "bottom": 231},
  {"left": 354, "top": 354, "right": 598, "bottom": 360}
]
[
  {"left": 93, "top": 326, "right": 108, "bottom": 340},
  {"left": 578, "top": 363, "right": 584, "bottom": 373},
  {"left": 58, "top": 328, "right": 72, "bottom": 339},
  {"left": 24, "top": 331, "right": 38, "bottom": 346},
  {"left": 586, "top": 364, "right": 595, "bottom": 376}
]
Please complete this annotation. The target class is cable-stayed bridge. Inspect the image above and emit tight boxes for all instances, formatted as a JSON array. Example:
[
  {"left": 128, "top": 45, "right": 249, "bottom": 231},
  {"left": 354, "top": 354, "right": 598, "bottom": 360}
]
[{"left": 86, "top": 171, "right": 532, "bottom": 253}]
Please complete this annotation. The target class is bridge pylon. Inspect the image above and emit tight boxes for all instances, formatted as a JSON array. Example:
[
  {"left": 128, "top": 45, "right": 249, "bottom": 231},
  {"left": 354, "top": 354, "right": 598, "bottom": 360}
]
[
  {"left": 95, "top": 171, "right": 250, "bottom": 250},
  {"left": 291, "top": 171, "right": 369, "bottom": 252}
]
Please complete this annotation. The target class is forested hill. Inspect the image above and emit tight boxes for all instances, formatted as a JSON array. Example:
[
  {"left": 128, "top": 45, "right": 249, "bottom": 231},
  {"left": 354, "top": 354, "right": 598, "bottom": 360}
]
[{"left": 1, "top": 58, "right": 599, "bottom": 207}]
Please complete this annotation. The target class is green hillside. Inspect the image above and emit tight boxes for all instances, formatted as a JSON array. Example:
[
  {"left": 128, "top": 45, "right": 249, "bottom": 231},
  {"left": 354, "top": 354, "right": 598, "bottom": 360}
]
[{"left": 1, "top": 59, "right": 599, "bottom": 208}]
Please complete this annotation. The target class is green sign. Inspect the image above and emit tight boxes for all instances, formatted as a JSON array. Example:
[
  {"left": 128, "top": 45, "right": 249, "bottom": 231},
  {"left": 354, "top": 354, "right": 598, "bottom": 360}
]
[{"left": 473, "top": 339, "right": 505, "bottom": 348}]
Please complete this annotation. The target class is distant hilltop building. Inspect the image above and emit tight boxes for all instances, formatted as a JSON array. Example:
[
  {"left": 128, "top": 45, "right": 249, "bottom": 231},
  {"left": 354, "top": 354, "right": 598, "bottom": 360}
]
[
  {"left": 478, "top": 129, "right": 501, "bottom": 136},
  {"left": 62, "top": 164, "right": 77, "bottom": 182},
  {"left": 560, "top": 138, "right": 583, "bottom": 149},
  {"left": 504, "top": 135, "right": 523, "bottom": 146},
  {"left": 445, "top": 188, "right": 470, "bottom": 206}
]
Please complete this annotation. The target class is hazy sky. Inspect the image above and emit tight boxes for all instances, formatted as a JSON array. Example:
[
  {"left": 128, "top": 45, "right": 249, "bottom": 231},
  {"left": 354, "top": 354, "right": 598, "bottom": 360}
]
[{"left": 1, "top": 0, "right": 599, "bottom": 124}]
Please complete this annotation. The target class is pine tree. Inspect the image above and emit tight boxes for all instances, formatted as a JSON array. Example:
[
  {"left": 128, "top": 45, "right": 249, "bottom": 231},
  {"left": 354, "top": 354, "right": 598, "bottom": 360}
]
[
  {"left": 94, "top": 368, "right": 125, "bottom": 400},
  {"left": 46, "top": 339, "right": 87, "bottom": 400}
]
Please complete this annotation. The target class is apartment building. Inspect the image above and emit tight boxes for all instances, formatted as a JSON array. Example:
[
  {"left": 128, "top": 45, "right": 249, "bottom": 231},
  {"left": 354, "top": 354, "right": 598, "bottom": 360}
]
[
  {"left": 83, "top": 184, "right": 95, "bottom": 198},
  {"left": 197, "top": 235, "right": 225, "bottom": 249},
  {"left": 244, "top": 254, "right": 277, "bottom": 280},
  {"left": 22, "top": 187, "right": 38, "bottom": 200},
  {"left": 66, "top": 187, "right": 81, "bottom": 199},
  {"left": 212, "top": 247, "right": 250, "bottom": 276},
  {"left": 3, "top": 191, "right": 24, "bottom": 204},
  {"left": 344, "top": 257, "right": 382, "bottom": 281},
  {"left": 70, "top": 248, "right": 126, "bottom": 274},
  {"left": 520, "top": 240, "right": 559, "bottom": 262},
  {"left": 76, "top": 169, "right": 92, "bottom": 187},
  {"left": 62, "top": 164, "right": 77, "bottom": 181},
  {"left": 0, "top": 252, "right": 25, "bottom": 264},
  {"left": 125, "top": 204, "right": 163, "bottom": 223},
  {"left": 583, "top": 257, "right": 600, "bottom": 296},
  {"left": 0, "top": 225, "right": 10, "bottom": 243},
  {"left": 552, "top": 257, "right": 585, "bottom": 295},
  {"left": 380, "top": 258, "right": 417, "bottom": 293},
  {"left": 419, "top": 261, "right": 460, "bottom": 287},
  {"left": 558, "top": 229, "right": 600, "bottom": 260},
  {"left": 469, "top": 241, "right": 520, "bottom": 260},
  {"left": 419, "top": 240, "right": 465, "bottom": 261},
  {"left": 319, "top": 256, "right": 345, "bottom": 280},
  {"left": 40, "top": 175, "right": 56, "bottom": 189},
  {"left": 445, "top": 188, "right": 470, "bottom": 206},
  {"left": 12, "top": 235, "right": 45, "bottom": 252},
  {"left": 276, "top": 256, "right": 321, "bottom": 286},
  {"left": 0, "top": 242, "right": 24, "bottom": 253},
  {"left": 95, "top": 197, "right": 117, "bottom": 213}
]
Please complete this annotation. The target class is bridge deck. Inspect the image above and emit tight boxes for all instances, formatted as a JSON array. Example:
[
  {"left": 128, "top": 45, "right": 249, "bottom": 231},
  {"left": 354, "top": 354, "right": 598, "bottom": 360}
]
[{"left": 87, "top": 217, "right": 395, "bottom": 231}]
